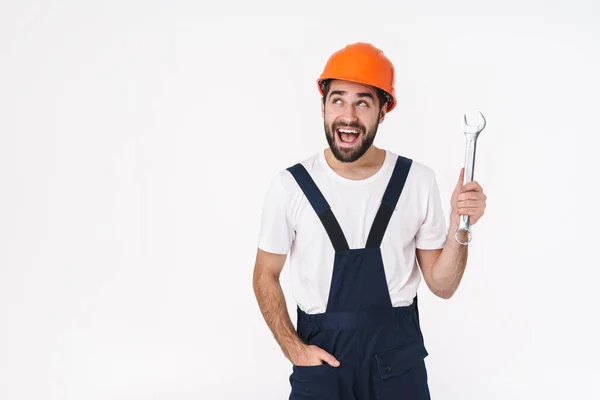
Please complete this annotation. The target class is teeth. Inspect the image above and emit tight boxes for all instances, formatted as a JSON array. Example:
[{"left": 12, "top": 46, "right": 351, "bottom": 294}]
[{"left": 339, "top": 129, "right": 359, "bottom": 134}]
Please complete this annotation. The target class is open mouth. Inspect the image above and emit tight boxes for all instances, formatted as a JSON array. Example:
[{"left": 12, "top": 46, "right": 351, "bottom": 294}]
[{"left": 336, "top": 127, "right": 362, "bottom": 147}]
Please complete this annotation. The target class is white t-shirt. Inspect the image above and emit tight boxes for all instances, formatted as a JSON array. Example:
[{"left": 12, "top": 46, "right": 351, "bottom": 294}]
[{"left": 257, "top": 149, "right": 448, "bottom": 314}]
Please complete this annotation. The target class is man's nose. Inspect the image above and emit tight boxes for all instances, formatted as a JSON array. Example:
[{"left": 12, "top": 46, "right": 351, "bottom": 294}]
[{"left": 340, "top": 104, "right": 358, "bottom": 123}]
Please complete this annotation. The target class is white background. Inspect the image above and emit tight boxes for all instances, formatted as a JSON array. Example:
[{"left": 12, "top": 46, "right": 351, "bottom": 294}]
[{"left": 1, "top": 1, "right": 599, "bottom": 399}]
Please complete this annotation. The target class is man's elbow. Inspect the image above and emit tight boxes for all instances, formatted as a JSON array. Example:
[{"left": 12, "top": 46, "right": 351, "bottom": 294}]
[
  {"left": 433, "top": 287, "right": 456, "bottom": 300},
  {"left": 423, "top": 276, "right": 455, "bottom": 300},
  {"left": 252, "top": 264, "right": 279, "bottom": 291}
]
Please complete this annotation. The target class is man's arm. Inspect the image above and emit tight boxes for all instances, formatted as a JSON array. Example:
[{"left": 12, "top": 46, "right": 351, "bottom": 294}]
[
  {"left": 416, "top": 167, "right": 486, "bottom": 299},
  {"left": 416, "top": 218, "right": 468, "bottom": 299},
  {"left": 252, "top": 248, "right": 304, "bottom": 361},
  {"left": 252, "top": 248, "right": 340, "bottom": 367}
]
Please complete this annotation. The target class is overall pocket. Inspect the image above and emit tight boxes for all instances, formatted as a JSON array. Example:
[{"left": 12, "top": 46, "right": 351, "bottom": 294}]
[
  {"left": 373, "top": 340, "right": 431, "bottom": 400},
  {"left": 289, "top": 363, "right": 341, "bottom": 400}
]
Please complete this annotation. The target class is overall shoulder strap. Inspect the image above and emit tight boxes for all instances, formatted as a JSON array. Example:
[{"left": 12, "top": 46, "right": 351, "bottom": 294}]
[
  {"left": 365, "top": 155, "right": 413, "bottom": 248},
  {"left": 286, "top": 163, "right": 350, "bottom": 252}
]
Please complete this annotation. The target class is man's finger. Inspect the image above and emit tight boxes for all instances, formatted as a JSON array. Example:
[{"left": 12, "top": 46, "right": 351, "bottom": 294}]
[
  {"left": 462, "top": 181, "right": 482, "bottom": 192},
  {"left": 318, "top": 349, "right": 340, "bottom": 367},
  {"left": 457, "top": 207, "right": 483, "bottom": 215},
  {"left": 457, "top": 200, "right": 484, "bottom": 208},
  {"left": 457, "top": 192, "right": 484, "bottom": 201}
]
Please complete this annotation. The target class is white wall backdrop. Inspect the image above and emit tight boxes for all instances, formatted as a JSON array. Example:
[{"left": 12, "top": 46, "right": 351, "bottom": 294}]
[{"left": 1, "top": 1, "right": 599, "bottom": 399}]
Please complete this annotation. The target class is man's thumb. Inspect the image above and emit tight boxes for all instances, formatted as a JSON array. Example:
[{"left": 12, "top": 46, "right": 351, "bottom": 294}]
[
  {"left": 456, "top": 168, "right": 465, "bottom": 190},
  {"left": 319, "top": 349, "right": 340, "bottom": 367}
]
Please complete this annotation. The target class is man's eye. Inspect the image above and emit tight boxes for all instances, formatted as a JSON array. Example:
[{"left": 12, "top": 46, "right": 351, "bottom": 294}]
[{"left": 358, "top": 101, "right": 368, "bottom": 107}]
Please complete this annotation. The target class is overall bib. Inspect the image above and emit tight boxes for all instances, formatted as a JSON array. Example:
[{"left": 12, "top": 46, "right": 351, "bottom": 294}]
[{"left": 286, "top": 155, "right": 431, "bottom": 400}]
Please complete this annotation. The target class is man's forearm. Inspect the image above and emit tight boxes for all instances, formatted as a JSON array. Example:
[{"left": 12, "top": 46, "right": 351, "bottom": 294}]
[
  {"left": 253, "top": 271, "right": 305, "bottom": 361},
  {"left": 430, "top": 216, "right": 469, "bottom": 298}
]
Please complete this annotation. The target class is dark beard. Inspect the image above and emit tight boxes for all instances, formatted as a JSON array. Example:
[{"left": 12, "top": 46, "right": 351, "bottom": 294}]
[{"left": 325, "top": 121, "right": 378, "bottom": 163}]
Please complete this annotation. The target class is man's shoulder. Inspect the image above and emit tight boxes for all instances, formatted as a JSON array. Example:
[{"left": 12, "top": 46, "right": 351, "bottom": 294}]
[
  {"left": 267, "top": 152, "right": 321, "bottom": 191},
  {"left": 386, "top": 150, "right": 436, "bottom": 181},
  {"left": 410, "top": 159, "right": 436, "bottom": 181},
  {"left": 288, "top": 152, "right": 322, "bottom": 172},
  {"left": 273, "top": 152, "right": 321, "bottom": 178}
]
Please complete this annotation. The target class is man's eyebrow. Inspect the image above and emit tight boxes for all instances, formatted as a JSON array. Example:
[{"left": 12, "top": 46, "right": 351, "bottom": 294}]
[
  {"left": 356, "top": 92, "right": 374, "bottom": 100},
  {"left": 328, "top": 90, "right": 374, "bottom": 100},
  {"left": 329, "top": 90, "right": 346, "bottom": 97}
]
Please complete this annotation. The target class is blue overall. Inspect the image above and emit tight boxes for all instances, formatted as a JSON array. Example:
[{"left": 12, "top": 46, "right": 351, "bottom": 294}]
[{"left": 286, "top": 155, "right": 431, "bottom": 400}]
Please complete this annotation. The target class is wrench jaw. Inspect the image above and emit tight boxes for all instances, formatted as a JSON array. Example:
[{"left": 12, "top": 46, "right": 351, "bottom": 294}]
[
  {"left": 461, "top": 111, "right": 486, "bottom": 135},
  {"left": 455, "top": 217, "right": 472, "bottom": 245},
  {"left": 455, "top": 229, "right": 471, "bottom": 245}
]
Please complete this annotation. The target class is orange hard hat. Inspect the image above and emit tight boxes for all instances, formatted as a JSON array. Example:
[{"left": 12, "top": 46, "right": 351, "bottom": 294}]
[{"left": 317, "top": 42, "right": 397, "bottom": 112}]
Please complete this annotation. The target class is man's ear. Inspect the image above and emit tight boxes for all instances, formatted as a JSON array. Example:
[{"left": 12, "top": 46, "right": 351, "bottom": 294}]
[
  {"left": 321, "top": 99, "right": 325, "bottom": 118},
  {"left": 379, "top": 107, "right": 387, "bottom": 123}
]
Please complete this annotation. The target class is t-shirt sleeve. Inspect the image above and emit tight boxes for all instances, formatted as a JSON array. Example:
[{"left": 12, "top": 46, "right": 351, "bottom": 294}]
[
  {"left": 257, "top": 171, "right": 295, "bottom": 255},
  {"left": 415, "top": 171, "right": 448, "bottom": 250}
]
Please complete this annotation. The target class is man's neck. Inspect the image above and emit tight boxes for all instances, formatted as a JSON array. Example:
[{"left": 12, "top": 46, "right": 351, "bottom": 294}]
[{"left": 324, "top": 146, "right": 386, "bottom": 181}]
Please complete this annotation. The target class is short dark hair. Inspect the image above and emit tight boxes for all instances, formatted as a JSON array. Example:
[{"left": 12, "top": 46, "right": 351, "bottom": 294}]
[{"left": 320, "top": 79, "right": 391, "bottom": 112}]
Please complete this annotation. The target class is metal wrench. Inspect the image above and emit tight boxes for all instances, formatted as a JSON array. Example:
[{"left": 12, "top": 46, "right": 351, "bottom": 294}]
[{"left": 455, "top": 111, "right": 486, "bottom": 245}]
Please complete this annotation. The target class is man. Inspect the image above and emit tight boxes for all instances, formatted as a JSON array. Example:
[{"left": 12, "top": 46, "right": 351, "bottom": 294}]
[{"left": 252, "top": 42, "right": 487, "bottom": 399}]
